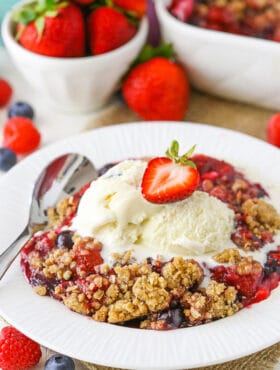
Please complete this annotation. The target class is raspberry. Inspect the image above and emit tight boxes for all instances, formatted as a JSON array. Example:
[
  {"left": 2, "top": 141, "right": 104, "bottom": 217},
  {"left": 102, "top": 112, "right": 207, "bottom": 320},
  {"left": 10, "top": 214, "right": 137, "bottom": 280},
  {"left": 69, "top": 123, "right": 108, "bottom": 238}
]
[
  {"left": 2, "top": 117, "right": 41, "bottom": 155},
  {"left": 0, "top": 326, "right": 41, "bottom": 370},
  {"left": 0, "top": 79, "right": 13, "bottom": 108},
  {"left": 266, "top": 113, "right": 280, "bottom": 148}
]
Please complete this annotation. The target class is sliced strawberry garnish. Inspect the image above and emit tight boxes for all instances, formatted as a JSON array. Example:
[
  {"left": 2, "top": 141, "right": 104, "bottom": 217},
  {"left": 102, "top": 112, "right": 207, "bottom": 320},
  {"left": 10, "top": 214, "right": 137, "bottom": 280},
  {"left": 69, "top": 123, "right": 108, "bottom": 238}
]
[{"left": 141, "top": 140, "right": 200, "bottom": 203}]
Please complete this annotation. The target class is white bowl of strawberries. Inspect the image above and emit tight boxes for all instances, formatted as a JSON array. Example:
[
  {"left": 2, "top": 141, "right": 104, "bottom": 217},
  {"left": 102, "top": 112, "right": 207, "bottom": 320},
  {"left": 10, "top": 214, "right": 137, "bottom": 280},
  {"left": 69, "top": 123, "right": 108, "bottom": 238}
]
[{"left": 2, "top": 0, "right": 148, "bottom": 113}]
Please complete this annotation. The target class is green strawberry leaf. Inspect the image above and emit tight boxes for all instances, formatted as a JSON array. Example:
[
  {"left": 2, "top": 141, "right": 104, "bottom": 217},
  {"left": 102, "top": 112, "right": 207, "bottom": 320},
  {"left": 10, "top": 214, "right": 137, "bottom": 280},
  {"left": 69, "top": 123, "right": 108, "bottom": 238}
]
[
  {"left": 131, "top": 43, "right": 174, "bottom": 69},
  {"left": 35, "top": 16, "right": 45, "bottom": 38},
  {"left": 166, "top": 140, "right": 197, "bottom": 167},
  {"left": 45, "top": 10, "right": 58, "bottom": 17},
  {"left": 13, "top": 6, "right": 37, "bottom": 25}
]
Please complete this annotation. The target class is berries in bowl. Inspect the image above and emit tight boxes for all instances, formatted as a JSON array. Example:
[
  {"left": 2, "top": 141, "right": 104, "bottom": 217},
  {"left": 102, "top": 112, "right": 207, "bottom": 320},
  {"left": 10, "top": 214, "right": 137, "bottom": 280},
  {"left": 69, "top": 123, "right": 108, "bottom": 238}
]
[
  {"left": 1, "top": 0, "right": 148, "bottom": 113},
  {"left": 155, "top": 0, "right": 280, "bottom": 111}
]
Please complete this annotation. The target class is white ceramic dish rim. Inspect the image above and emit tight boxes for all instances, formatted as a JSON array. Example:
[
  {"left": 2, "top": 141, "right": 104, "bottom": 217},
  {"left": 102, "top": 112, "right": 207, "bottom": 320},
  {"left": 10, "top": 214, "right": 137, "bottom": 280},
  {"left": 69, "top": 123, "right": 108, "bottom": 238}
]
[
  {"left": 0, "top": 122, "right": 280, "bottom": 370},
  {"left": 1, "top": 0, "right": 148, "bottom": 64},
  {"left": 156, "top": 0, "right": 280, "bottom": 53}
]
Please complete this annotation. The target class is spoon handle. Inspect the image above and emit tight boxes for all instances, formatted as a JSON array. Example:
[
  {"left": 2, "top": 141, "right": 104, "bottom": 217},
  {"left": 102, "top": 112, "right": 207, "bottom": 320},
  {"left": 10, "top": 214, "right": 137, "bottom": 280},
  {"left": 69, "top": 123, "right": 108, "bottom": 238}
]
[{"left": 0, "top": 227, "right": 30, "bottom": 280}]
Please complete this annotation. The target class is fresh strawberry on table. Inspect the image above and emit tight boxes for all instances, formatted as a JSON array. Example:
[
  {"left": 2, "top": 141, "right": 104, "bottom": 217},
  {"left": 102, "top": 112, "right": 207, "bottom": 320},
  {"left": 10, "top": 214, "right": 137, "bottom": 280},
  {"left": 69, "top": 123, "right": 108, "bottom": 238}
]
[
  {"left": 141, "top": 140, "right": 200, "bottom": 203},
  {"left": 122, "top": 44, "right": 190, "bottom": 120},
  {"left": 266, "top": 113, "right": 280, "bottom": 148},
  {"left": 0, "top": 78, "right": 13, "bottom": 108},
  {"left": 13, "top": 0, "right": 85, "bottom": 57},
  {"left": 88, "top": 5, "right": 138, "bottom": 55},
  {"left": 113, "top": 0, "right": 147, "bottom": 18}
]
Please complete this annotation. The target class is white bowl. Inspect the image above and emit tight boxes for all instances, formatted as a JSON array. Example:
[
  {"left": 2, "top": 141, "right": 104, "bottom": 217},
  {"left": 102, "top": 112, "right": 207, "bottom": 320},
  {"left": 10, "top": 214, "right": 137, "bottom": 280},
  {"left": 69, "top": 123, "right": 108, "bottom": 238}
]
[
  {"left": 155, "top": 0, "right": 280, "bottom": 111},
  {"left": 1, "top": 3, "right": 148, "bottom": 114}
]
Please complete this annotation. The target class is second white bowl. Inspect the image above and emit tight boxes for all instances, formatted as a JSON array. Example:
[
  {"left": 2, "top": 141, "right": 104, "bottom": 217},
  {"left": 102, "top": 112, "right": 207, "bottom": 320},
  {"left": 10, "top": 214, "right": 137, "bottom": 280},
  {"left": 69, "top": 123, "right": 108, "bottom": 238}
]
[{"left": 156, "top": 0, "right": 280, "bottom": 111}]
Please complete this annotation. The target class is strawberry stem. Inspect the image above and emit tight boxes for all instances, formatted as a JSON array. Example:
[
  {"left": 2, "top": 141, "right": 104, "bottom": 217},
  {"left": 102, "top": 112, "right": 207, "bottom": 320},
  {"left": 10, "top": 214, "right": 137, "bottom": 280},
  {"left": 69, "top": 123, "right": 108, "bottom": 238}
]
[
  {"left": 131, "top": 43, "right": 174, "bottom": 69},
  {"left": 165, "top": 140, "right": 197, "bottom": 168}
]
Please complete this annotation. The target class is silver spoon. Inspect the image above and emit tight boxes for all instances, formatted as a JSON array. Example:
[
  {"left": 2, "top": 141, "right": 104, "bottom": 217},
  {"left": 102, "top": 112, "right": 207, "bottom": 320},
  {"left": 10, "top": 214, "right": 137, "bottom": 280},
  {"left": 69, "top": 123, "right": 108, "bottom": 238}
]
[{"left": 0, "top": 153, "right": 97, "bottom": 280}]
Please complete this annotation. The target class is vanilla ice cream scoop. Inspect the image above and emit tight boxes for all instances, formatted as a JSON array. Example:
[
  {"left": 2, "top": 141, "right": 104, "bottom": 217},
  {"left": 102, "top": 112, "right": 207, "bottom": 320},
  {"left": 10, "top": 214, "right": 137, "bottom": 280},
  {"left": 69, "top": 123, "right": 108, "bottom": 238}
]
[{"left": 72, "top": 160, "right": 235, "bottom": 257}]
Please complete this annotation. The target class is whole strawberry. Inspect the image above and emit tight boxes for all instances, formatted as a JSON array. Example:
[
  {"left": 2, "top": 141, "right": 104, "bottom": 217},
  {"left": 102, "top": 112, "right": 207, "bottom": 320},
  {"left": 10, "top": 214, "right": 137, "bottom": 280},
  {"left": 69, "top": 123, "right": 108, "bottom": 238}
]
[
  {"left": 0, "top": 326, "right": 42, "bottom": 370},
  {"left": 122, "top": 46, "right": 189, "bottom": 120},
  {"left": 266, "top": 113, "right": 280, "bottom": 148},
  {"left": 88, "top": 6, "right": 137, "bottom": 55},
  {"left": 13, "top": 0, "right": 85, "bottom": 57},
  {"left": 0, "top": 78, "right": 13, "bottom": 108},
  {"left": 113, "top": 0, "right": 147, "bottom": 18}
]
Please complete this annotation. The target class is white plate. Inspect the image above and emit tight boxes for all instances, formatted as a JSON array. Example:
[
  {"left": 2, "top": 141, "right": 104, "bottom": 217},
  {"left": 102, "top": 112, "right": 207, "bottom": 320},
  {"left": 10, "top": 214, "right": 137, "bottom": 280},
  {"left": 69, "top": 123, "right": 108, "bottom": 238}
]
[{"left": 0, "top": 122, "right": 280, "bottom": 370}]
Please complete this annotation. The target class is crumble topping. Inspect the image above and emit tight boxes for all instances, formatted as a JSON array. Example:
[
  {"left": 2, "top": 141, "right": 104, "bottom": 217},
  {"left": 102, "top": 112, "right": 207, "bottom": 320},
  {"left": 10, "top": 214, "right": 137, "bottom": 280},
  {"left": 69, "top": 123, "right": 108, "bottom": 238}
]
[
  {"left": 214, "top": 248, "right": 242, "bottom": 264},
  {"left": 181, "top": 281, "right": 240, "bottom": 325},
  {"left": 47, "top": 196, "right": 78, "bottom": 229},
  {"left": 162, "top": 257, "right": 203, "bottom": 289},
  {"left": 242, "top": 198, "right": 280, "bottom": 234}
]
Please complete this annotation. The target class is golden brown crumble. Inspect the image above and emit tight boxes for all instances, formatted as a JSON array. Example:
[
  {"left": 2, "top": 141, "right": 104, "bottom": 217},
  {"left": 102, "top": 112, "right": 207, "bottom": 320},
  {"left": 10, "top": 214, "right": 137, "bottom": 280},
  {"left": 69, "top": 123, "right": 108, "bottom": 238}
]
[
  {"left": 93, "top": 306, "right": 109, "bottom": 322},
  {"left": 47, "top": 196, "right": 78, "bottom": 228},
  {"left": 181, "top": 280, "right": 241, "bottom": 324},
  {"left": 242, "top": 198, "right": 280, "bottom": 235},
  {"left": 162, "top": 257, "right": 203, "bottom": 289},
  {"left": 214, "top": 248, "right": 242, "bottom": 264},
  {"left": 132, "top": 273, "right": 170, "bottom": 312},
  {"left": 33, "top": 285, "right": 47, "bottom": 296},
  {"left": 235, "top": 256, "right": 262, "bottom": 275},
  {"left": 108, "top": 298, "right": 148, "bottom": 323},
  {"left": 43, "top": 248, "right": 73, "bottom": 280},
  {"left": 111, "top": 250, "right": 135, "bottom": 265}
]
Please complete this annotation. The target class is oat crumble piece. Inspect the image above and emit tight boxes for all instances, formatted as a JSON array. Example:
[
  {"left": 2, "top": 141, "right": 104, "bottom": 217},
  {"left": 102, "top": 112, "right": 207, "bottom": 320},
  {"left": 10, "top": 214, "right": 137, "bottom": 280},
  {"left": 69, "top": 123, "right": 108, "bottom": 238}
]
[
  {"left": 242, "top": 198, "right": 280, "bottom": 234},
  {"left": 63, "top": 292, "right": 91, "bottom": 315},
  {"left": 235, "top": 256, "right": 262, "bottom": 275},
  {"left": 108, "top": 298, "right": 148, "bottom": 323},
  {"left": 132, "top": 272, "right": 170, "bottom": 312},
  {"left": 181, "top": 280, "right": 241, "bottom": 324},
  {"left": 47, "top": 196, "right": 78, "bottom": 228},
  {"left": 214, "top": 248, "right": 242, "bottom": 264},
  {"left": 42, "top": 248, "right": 73, "bottom": 279},
  {"left": 33, "top": 285, "right": 47, "bottom": 296},
  {"left": 205, "top": 280, "right": 241, "bottom": 320},
  {"left": 93, "top": 306, "right": 109, "bottom": 322},
  {"left": 162, "top": 257, "right": 203, "bottom": 289}
]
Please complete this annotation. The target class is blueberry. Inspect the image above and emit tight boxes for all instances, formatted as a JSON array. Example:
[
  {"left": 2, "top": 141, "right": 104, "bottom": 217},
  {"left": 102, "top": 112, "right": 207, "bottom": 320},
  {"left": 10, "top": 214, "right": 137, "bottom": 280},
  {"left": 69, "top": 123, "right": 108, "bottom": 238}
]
[
  {"left": 56, "top": 230, "right": 74, "bottom": 249},
  {"left": 8, "top": 101, "right": 34, "bottom": 119},
  {"left": 44, "top": 354, "right": 75, "bottom": 370},
  {"left": 0, "top": 147, "right": 17, "bottom": 171},
  {"left": 158, "top": 308, "right": 184, "bottom": 328}
]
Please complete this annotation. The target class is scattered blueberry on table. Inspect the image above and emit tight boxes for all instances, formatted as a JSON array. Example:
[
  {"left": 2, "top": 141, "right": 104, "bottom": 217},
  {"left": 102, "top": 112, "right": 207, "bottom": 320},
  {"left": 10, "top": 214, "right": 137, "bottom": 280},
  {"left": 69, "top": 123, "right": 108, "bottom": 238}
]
[
  {"left": 0, "top": 147, "right": 17, "bottom": 171},
  {"left": 44, "top": 354, "right": 75, "bottom": 370},
  {"left": 8, "top": 101, "right": 35, "bottom": 119}
]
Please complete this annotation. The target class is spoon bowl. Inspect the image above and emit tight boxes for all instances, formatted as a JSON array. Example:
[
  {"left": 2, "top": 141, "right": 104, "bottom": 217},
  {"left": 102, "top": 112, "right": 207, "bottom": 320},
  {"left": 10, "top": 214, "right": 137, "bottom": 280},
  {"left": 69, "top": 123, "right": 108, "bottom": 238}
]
[{"left": 0, "top": 153, "right": 97, "bottom": 280}]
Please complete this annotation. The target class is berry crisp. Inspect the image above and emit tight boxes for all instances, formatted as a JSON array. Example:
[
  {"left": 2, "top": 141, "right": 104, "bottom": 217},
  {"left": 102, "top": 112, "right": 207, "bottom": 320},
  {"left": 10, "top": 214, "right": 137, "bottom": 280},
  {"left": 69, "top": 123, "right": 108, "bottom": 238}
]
[
  {"left": 20, "top": 154, "right": 280, "bottom": 330},
  {"left": 169, "top": 0, "right": 280, "bottom": 42}
]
